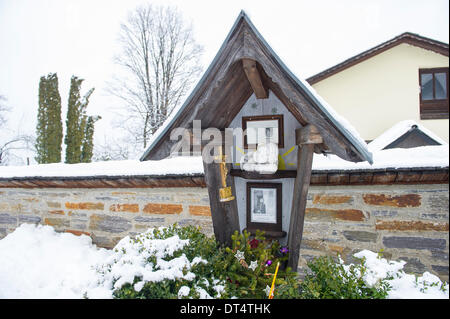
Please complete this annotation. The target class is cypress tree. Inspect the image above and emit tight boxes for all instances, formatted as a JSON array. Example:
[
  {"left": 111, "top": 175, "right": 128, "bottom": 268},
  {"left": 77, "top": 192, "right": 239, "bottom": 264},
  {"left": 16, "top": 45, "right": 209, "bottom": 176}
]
[
  {"left": 81, "top": 115, "right": 101, "bottom": 163},
  {"left": 35, "top": 75, "right": 48, "bottom": 164},
  {"left": 35, "top": 73, "right": 62, "bottom": 164},
  {"left": 65, "top": 76, "right": 95, "bottom": 163}
]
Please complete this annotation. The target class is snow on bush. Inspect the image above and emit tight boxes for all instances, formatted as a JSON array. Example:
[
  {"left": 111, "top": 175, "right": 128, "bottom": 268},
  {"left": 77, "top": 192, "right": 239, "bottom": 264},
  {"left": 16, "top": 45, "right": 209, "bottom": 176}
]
[
  {"left": 89, "top": 228, "right": 209, "bottom": 298},
  {"left": 0, "top": 223, "right": 448, "bottom": 299},
  {"left": 351, "top": 250, "right": 448, "bottom": 299}
]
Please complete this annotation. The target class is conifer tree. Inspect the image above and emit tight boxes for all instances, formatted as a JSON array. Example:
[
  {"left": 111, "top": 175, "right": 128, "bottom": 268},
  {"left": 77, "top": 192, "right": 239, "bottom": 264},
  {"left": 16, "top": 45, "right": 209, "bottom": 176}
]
[
  {"left": 65, "top": 76, "right": 95, "bottom": 163},
  {"left": 35, "top": 73, "right": 63, "bottom": 164},
  {"left": 80, "top": 115, "right": 100, "bottom": 163}
]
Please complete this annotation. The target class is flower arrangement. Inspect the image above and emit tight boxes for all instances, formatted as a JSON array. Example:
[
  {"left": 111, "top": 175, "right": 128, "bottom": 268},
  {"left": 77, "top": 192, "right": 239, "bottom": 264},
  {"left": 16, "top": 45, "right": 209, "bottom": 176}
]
[
  {"left": 220, "top": 229, "right": 301, "bottom": 298},
  {"left": 107, "top": 226, "right": 301, "bottom": 299}
]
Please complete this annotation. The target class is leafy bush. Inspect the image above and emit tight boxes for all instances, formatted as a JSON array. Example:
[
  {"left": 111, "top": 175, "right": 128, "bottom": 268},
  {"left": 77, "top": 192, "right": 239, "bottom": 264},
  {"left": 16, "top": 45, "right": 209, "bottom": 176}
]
[
  {"left": 111, "top": 225, "right": 225, "bottom": 299},
  {"left": 299, "top": 254, "right": 391, "bottom": 299}
]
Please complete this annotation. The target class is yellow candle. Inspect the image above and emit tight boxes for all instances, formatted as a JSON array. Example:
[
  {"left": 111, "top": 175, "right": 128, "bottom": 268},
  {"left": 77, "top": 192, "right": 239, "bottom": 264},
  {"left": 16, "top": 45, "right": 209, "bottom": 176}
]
[{"left": 268, "top": 262, "right": 280, "bottom": 299}]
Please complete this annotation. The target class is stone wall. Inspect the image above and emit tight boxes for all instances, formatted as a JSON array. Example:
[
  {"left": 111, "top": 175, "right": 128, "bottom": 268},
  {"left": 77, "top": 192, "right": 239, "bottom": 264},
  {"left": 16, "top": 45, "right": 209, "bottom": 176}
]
[
  {"left": 0, "top": 187, "right": 213, "bottom": 248},
  {"left": 0, "top": 183, "right": 448, "bottom": 280},
  {"left": 301, "top": 183, "right": 449, "bottom": 281}
]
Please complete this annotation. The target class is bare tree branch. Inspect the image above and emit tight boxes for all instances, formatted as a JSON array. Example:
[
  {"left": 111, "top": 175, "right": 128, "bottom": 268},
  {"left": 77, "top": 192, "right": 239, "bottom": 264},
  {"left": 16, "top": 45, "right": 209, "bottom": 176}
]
[
  {"left": 0, "top": 96, "right": 35, "bottom": 165},
  {"left": 0, "top": 95, "right": 10, "bottom": 129},
  {"left": 106, "top": 4, "right": 203, "bottom": 149}
]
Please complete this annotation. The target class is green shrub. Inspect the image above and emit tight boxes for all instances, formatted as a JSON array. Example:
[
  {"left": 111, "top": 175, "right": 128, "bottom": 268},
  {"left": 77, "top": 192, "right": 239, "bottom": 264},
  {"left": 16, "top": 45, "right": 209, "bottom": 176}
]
[
  {"left": 110, "top": 226, "right": 301, "bottom": 299},
  {"left": 217, "top": 230, "right": 301, "bottom": 299},
  {"left": 299, "top": 255, "right": 391, "bottom": 299},
  {"left": 112, "top": 224, "right": 224, "bottom": 299}
]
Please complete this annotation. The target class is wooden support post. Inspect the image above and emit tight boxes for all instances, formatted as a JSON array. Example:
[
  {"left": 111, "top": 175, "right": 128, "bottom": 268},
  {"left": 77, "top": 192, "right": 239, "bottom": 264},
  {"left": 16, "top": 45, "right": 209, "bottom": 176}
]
[
  {"left": 242, "top": 58, "right": 268, "bottom": 99},
  {"left": 202, "top": 147, "right": 240, "bottom": 247},
  {"left": 287, "top": 125, "right": 323, "bottom": 270}
]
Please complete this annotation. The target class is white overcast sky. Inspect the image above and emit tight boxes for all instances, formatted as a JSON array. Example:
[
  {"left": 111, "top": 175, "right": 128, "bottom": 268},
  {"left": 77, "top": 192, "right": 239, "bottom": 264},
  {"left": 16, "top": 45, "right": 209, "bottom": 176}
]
[{"left": 0, "top": 0, "right": 448, "bottom": 161}]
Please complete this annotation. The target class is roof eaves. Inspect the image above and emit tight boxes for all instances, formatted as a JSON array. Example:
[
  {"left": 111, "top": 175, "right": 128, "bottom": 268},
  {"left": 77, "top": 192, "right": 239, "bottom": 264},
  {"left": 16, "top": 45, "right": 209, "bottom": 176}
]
[
  {"left": 307, "top": 32, "right": 449, "bottom": 85},
  {"left": 141, "top": 10, "right": 373, "bottom": 164},
  {"left": 241, "top": 13, "right": 373, "bottom": 164},
  {"left": 140, "top": 11, "right": 249, "bottom": 161}
]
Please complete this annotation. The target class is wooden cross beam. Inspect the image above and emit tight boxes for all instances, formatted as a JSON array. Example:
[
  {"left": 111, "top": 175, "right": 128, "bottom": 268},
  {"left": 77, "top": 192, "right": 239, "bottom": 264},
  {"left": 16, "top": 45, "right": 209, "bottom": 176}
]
[
  {"left": 287, "top": 124, "right": 323, "bottom": 270},
  {"left": 242, "top": 58, "right": 268, "bottom": 99}
]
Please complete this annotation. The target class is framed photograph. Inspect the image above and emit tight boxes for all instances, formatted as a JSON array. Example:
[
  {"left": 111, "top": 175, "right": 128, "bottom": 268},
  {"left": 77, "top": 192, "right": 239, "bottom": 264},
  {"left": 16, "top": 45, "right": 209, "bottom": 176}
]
[
  {"left": 242, "top": 115, "right": 284, "bottom": 149},
  {"left": 246, "top": 182, "right": 282, "bottom": 233}
]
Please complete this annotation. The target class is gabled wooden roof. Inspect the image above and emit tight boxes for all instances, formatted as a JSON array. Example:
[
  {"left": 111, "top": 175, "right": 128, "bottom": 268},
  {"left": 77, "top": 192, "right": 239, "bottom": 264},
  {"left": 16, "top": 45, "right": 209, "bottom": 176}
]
[
  {"left": 307, "top": 32, "right": 449, "bottom": 85},
  {"left": 141, "top": 11, "right": 372, "bottom": 164}
]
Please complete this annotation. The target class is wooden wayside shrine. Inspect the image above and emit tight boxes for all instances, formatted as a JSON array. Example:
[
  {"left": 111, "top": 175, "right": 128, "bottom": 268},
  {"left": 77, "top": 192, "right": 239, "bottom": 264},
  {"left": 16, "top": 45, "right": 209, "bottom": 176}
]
[{"left": 140, "top": 11, "right": 373, "bottom": 271}]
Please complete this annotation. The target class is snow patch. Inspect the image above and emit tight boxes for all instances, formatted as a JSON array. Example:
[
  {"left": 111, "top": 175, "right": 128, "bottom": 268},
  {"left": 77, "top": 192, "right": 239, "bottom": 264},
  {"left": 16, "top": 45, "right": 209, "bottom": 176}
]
[
  {"left": 350, "top": 250, "right": 449, "bottom": 299},
  {"left": 177, "top": 285, "right": 190, "bottom": 298},
  {"left": 0, "top": 223, "right": 111, "bottom": 299}
]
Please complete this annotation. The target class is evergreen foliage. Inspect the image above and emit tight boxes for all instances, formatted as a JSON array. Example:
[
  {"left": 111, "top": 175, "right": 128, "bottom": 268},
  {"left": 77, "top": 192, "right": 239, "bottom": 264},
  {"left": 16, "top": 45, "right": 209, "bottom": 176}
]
[
  {"left": 110, "top": 226, "right": 302, "bottom": 299},
  {"left": 65, "top": 76, "right": 96, "bottom": 163},
  {"left": 106, "top": 226, "right": 397, "bottom": 299},
  {"left": 35, "top": 74, "right": 98, "bottom": 164},
  {"left": 299, "top": 255, "right": 391, "bottom": 299},
  {"left": 35, "top": 73, "right": 63, "bottom": 164},
  {"left": 81, "top": 115, "right": 101, "bottom": 163},
  {"left": 219, "top": 230, "right": 301, "bottom": 298}
]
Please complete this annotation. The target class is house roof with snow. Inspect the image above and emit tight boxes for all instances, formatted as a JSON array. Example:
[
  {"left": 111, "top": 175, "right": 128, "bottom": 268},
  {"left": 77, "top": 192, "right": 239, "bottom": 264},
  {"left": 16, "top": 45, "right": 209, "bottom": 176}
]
[
  {"left": 140, "top": 11, "right": 373, "bottom": 164},
  {"left": 307, "top": 32, "right": 449, "bottom": 85},
  {"left": 368, "top": 120, "right": 447, "bottom": 152}
]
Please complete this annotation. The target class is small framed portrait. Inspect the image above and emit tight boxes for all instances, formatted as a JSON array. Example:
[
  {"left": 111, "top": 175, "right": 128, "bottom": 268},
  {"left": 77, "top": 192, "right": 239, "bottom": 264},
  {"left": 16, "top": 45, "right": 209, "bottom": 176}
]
[
  {"left": 246, "top": 182, "right": 282, "bottom": 233},
  {"left": 242, "top": 115, "right": 284, "bottom": 149}
]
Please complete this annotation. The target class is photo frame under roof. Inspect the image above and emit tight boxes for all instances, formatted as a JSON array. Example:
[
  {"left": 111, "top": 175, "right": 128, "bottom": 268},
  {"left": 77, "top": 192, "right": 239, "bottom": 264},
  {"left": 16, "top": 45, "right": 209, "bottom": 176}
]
[{"left": 242, "top": 114, "right": 284, "bottom": 149}]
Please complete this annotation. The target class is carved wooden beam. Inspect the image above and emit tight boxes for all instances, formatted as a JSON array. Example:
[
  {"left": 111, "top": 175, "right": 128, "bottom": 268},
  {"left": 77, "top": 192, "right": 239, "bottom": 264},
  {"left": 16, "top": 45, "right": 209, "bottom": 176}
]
[
  {"left": 242, "top": 58, "right": 268, "bottom": 99},
  {"left": 296, "top": 124, "right": 323, "bottom": 145}
]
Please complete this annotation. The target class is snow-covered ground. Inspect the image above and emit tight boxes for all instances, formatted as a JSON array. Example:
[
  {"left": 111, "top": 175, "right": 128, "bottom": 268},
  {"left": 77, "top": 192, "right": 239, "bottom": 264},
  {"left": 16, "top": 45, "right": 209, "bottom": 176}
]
[
  {"left": 0, "top": 223, "right": 448, "bottom": 299},
  {"left": 0, "top": 223, "right": 111, "bottom": 298}
]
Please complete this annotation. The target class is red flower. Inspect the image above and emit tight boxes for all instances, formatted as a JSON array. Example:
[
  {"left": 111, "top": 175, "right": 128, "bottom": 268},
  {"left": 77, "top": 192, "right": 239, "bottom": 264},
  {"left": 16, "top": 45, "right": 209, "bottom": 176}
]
[{"left": 249, "top": 239, "right": 259, "bottom": 249}]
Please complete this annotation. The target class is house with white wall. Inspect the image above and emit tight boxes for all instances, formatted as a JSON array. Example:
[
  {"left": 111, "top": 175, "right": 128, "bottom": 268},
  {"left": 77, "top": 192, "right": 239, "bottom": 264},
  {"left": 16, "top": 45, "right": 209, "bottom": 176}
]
[{"left": 307, "top": 32, "right": 449, "bottom": 143}]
